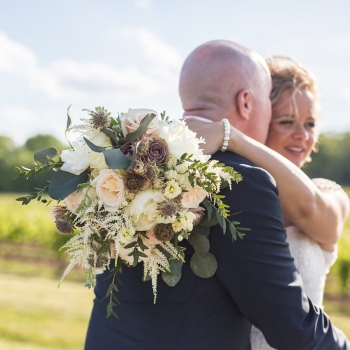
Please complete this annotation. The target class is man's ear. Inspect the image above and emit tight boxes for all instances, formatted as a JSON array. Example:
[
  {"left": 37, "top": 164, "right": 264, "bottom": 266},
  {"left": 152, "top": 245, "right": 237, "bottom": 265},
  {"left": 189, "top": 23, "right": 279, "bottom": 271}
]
[{"left": 236, "top": 89, "right": 252, "bottom": 121}]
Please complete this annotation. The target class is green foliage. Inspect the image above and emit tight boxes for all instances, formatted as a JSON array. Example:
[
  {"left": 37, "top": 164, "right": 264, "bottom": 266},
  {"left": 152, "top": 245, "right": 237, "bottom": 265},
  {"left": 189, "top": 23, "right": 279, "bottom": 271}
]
[
  {"left": 0, "top": 134, "right": 65, "bottom": 193},
  {"left": 304, "top": 133, "right": 350, "bottom": 185},
  {"left": 25, "top": 134, "right": 64, "bottom": 153},
  {"left": 0, "top": 194, "right": 71, "bottom": 257}
]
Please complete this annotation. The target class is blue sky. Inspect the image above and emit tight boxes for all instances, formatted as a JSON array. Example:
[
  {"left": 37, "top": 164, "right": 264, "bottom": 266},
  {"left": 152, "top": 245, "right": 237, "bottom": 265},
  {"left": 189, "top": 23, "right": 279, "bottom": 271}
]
[{"left": 1, "top": 0, "right": 350, "bottom": 144}]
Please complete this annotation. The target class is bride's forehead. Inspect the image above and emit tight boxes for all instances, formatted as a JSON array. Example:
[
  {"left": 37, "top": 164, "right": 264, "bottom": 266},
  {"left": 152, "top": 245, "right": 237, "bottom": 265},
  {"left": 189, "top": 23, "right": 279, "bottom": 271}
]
[{"left": 273, "top": 90, "right": 317, "bottom": 115}]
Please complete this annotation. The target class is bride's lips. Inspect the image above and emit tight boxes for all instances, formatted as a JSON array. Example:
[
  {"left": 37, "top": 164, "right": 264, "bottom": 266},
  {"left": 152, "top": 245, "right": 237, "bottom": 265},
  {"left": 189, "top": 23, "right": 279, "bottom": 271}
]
[{"left": 285, "top": 146, "right": 305, "bottom": 157}]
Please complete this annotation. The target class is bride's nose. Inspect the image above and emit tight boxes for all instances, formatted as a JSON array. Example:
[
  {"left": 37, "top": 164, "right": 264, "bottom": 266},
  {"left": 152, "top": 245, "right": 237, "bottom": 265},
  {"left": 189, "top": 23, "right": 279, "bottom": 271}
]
[{"left": 292, "top": 123, "right": 309, "bottom": 139}]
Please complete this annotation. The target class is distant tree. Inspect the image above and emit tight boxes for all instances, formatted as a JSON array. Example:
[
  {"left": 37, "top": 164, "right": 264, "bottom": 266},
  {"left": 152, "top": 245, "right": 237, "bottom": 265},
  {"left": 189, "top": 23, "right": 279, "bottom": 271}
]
[
  {"left": 25, "top": 134, "right": 64, "bottom": 152},
  {"left": 303, "top": 132, "right": 350, "bottom": 186},
  {"left": 0, "top": 136, "right": 15, "bottom": 157}
]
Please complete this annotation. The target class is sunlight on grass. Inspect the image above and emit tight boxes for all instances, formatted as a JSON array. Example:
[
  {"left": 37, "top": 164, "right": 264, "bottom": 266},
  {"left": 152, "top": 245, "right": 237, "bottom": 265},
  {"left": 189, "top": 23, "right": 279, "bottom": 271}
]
[{"left": 0, "top": 273, "right": 93, "bottom": 350}]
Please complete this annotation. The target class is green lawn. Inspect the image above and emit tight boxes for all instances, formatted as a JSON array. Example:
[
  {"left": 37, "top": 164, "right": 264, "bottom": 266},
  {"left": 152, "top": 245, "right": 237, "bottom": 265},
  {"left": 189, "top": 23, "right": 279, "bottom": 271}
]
[{"left": 0, "top": 272, "right": 93, "bottom": 350}]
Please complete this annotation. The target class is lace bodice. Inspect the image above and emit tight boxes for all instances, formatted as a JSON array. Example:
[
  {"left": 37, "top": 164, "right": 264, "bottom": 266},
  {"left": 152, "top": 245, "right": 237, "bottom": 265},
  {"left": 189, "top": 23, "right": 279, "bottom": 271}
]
[{"left": 250, "top": 178, "right": 344, "bottom": 350}]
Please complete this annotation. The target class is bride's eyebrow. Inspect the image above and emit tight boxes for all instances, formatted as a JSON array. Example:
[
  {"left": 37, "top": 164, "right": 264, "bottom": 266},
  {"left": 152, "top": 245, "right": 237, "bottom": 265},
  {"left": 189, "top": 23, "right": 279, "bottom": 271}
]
[{"left": 273, "top": 113, "right": 295, "bottom": 119}]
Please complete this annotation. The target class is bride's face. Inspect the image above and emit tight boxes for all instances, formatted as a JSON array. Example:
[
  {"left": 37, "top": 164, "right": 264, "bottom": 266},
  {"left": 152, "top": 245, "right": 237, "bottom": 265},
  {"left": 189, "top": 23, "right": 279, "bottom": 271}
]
[{"left": 265, "top": 89, "right": 318, "bottom": 168}]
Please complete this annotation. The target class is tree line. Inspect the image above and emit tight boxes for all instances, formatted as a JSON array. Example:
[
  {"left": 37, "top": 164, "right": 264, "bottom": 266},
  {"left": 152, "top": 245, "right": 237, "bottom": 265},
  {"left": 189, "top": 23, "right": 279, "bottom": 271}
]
[{"left": 1, "top": 132, "right": 350, "bottom": 193}]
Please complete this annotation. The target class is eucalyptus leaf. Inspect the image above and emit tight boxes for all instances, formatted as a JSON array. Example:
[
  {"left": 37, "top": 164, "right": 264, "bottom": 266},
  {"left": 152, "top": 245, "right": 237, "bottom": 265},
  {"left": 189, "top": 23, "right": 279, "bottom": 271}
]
[
  {"left": 190, "top": 252, "right": 217, "bottom": 278},
  {"left": 48, "top": 170, "right": 88, "bottom": 200},
  {"left": 34, "top": 147, "right": 58, "bottom": 164},
  {"left": 199, "top": 211, "right": 219, "bottom": 227},
  {"left": 83, "top": 137, "right": 106, "bottom": 153},
  {"left": 127, "top": 142, "right": 140, "bottom": 171},
  {"left": 125, "top": 113, "right": 156, "bottom": 142},
  {"left": 191, "top": 225, "right": 210, "bottom": 238},
  {"left": 169, "top": 259, "right": 183, "bottom": 275},
  {"left": 162, "top": 271, "right": 181, "bottom": 287},
  {"left": 101, "top": 128, "right": 119, "bottom": 146},
  {"left": 161, "top": 260, "right": 183, "bottom": 287},
  {"left": 103, "top": 148, "right": 130, "bottom": 169},
  {"left": 188, "top": 233, "right": 210, "bottom": 254}
]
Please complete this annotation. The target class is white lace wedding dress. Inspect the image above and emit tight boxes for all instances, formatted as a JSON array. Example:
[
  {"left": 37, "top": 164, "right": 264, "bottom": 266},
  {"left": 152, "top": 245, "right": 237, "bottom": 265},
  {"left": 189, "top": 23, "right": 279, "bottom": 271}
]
[{"left": 250, "top": 179, "right": 344, "bottom": 350}]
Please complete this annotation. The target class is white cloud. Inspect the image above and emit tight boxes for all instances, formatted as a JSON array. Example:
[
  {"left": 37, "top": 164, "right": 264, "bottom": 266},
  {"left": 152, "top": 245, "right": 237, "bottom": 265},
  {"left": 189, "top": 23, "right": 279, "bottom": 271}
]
[
  {"left": 135, "top": 0, "right": 151, "bottom": 8},
  {"left": 0, "top": 32, "right": 37, "bottom": 74},
  {"left": 0, "top": 30, "right": 183, "bottom": 104},
  {"left": 134, "top": 29, "right": 183, "bottom": 70},
  {"left": 344, "top": 89, "right": 350, "bottom": 102},
  {"left": 1, "top": 106, "right": 35, "bottom": 123}
]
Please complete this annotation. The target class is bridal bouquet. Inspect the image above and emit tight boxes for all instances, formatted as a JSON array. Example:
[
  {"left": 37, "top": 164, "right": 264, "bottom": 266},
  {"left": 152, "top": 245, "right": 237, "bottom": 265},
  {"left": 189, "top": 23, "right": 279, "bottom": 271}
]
[{"left": 16, "top": 106, "right": 245, "bottom": 318}]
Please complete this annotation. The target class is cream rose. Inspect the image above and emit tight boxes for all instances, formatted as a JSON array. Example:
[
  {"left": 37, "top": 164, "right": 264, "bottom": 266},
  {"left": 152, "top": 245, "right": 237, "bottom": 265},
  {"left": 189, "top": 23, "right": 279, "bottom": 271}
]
[
  {"left": 92, "top": 169, "right": 125, "bottom": 209},
  {"left": 64, "top": 187, "right": 97, "bottom": 213},
  {"left": 120, "top": 109, "right": 160, "bottom": 138},
  {"left": 181, "top": 186, "right": 207, "bottom": 208}
]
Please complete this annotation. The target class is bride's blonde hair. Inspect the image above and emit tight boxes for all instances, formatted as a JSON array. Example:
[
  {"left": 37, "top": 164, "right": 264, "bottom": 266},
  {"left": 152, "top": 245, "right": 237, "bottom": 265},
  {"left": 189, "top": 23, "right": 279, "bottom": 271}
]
[{"left": 266, "top": 56, "right": 319, "bottom": 108}]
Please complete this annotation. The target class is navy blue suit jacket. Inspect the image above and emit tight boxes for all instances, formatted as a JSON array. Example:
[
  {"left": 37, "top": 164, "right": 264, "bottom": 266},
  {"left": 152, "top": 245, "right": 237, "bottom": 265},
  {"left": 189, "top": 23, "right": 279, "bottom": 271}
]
[{"left": 85, "top": 152, "right": 349, "bottom": 350}]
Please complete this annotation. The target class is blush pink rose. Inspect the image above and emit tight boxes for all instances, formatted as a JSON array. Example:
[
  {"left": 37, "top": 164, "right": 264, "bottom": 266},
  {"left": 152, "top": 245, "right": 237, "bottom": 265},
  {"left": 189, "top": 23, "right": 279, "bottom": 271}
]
[
  {"left": 181, "top": 186, "right": 207, "bottom": 209},
  {"left": 120, "top": 109, "right": 159, "bottom": 138},
  {"left": 92, "top": 169, "right": 125, "bottom": 208}
]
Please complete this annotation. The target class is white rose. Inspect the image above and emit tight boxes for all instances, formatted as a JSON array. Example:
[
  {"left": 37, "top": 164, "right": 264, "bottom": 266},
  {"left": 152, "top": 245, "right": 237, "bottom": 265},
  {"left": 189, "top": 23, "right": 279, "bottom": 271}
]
[
  {"left": 166, "top": 155, "right": 177, "bottom": 168},
  {"left": 134, "top": 213, "right": 156, "bottom": 231},
  {"left": 92, "top": 169, "right": 125, "bottom": 209},
  {"left": 176, "top": 173, "right": 191, "bottom": 189},
  {"left": 129, "top": 189, "right": 165, "bottom": 231},
  {"left": 164, "top": 169, "right": 178, "bottom": 180},
  {"left": 176, "top": 163, "right": 188, "bottom": 174},
  {"left": 159, "top": 119, "right": 210, "bottom": 162},
  {"left": 130, "top": 189, "right": 164, "bottom": 217},
  {"left": 120, "top": 109, "right": 160, "bottom": 138},
  {"left": 181, "top": 186, "right": 207, "bottom": 208},
  {"left": 64, "top": 187, "right": 97, "bottom": 213},
  {"left": 88, "top": 132, "right": 111, "bottom": 147},
  {"left": 89, "top": 152, "right": 108, "bottom": 170},
  {"left": 61, "top": 141, "right": 90, "bottom": 175}
]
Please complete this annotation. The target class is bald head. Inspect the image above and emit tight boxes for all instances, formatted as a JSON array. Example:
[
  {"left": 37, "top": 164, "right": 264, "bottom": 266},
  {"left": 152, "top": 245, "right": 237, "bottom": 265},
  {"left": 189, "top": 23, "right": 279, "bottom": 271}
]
[{"left": 179, "top": 40, "right": 271, "bottom": 136}]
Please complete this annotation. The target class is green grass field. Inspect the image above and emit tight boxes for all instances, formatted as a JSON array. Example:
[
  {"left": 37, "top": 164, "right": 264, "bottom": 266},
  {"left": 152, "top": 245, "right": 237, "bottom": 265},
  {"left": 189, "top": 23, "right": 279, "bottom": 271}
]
[{"left": 1, "top": 192, "right": 350, "bottom": 348}]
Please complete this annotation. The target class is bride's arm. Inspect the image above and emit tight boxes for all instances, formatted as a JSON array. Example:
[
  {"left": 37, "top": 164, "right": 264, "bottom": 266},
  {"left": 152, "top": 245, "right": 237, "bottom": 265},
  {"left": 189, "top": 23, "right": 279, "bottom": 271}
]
[{"left": 186, "top": 118, "right": 349, "bottom": 251}]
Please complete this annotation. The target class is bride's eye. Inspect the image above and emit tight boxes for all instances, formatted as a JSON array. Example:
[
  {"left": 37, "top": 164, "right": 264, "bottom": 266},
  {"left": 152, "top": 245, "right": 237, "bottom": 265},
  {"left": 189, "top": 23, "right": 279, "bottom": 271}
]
[
  {"left": 279, "top": 120, "right": 294, "bottom": 125},
  {"left": 305, "top": 121, "right": 316, "bottom": 130}
]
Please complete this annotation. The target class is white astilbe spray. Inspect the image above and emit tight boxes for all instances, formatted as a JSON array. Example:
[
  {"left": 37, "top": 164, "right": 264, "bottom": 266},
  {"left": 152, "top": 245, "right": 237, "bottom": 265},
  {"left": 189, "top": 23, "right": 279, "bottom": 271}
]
[{"left": 143, "top": 248, "right": 171, "bottom": 303}]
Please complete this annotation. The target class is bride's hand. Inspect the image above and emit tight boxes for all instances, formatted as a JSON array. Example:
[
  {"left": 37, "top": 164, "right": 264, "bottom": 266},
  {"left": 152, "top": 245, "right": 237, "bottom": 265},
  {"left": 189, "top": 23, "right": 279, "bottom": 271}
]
[{"left": 184, "top": 118, "right": 224, "bottom": 155}]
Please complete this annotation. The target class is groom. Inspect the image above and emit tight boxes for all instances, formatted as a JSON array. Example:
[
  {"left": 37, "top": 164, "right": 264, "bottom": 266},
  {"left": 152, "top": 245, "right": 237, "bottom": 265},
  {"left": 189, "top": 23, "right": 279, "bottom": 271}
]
[
  {"left": 179, "top": 40, "right": 350, "bottom": 349},
  {"left": 85, "top": 41, "right": 349, "bottom": 350}
]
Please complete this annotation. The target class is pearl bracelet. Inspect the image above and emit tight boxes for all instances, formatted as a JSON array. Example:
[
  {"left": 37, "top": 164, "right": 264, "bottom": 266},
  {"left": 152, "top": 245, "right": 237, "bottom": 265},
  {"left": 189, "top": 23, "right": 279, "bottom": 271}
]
[{"left": 221, "top": 118, "right": 230, "bottom": 152}]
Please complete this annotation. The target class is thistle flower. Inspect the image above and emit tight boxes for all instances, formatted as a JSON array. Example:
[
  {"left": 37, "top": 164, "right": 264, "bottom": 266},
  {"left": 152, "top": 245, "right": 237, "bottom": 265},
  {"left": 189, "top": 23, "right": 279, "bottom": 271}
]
[
  {"left": 55, "top": 218, "right": 74, "bottom": 234},
  {"left": 145, "top": 163, "right": 160, "bottom": 180},
  {"left": 51, "top": 206, "right": 68, "bottom": 220},
  {"left": 157, "top": 198, "right": 180, "bottom": 217},
  {"left": 154, "top": 223, "right": 175, "bottom": 242},
  {"left": 137, "top": 141, "right": 148, "bottom": 155},
  {"left": 132, "top": 160, "right": 146, "bottom": 176},
  {"left": 125, "top": 173, "right": 145, "bottom": 192},
  {"left": 90, "top": 106, "right": 111, "bottom": 129}
]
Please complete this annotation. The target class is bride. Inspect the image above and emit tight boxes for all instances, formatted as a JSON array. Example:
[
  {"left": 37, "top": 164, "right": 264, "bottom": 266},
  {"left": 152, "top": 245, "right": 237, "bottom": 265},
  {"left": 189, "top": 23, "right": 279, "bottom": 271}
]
[{"left": 186, "top": 56, "right": 349, "bottom": 350}]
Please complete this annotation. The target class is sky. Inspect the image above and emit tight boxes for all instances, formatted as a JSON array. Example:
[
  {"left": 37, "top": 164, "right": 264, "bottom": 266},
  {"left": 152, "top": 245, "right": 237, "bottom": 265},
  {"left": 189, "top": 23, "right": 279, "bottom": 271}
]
[{"left": 1, "top": 0, "right": 350, "bottom": 145}]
